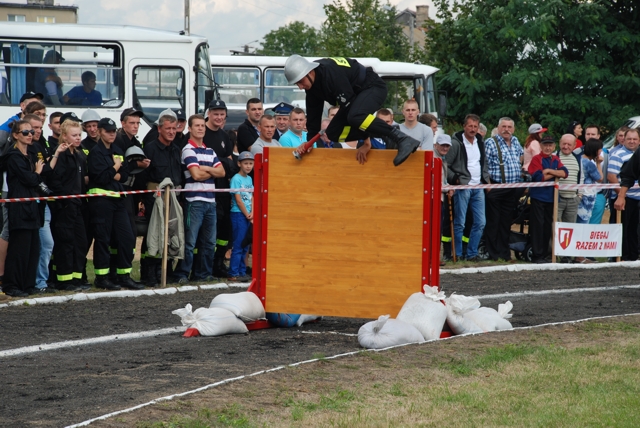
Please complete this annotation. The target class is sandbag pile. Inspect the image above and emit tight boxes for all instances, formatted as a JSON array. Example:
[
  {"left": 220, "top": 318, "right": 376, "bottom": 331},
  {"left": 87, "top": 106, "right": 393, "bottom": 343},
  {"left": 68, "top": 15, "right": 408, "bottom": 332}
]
[
  {"left": 445, "top": 293, "right": 513, "bottom": 334},
  {"left": 358, "top": 315, "right": 424, "bottom": 349},
  {"left": 172, "top": 291, "right": 266, "bottom": 337},
  {"left": 396, "top": 285, "right": 448, "bottom": 340}
]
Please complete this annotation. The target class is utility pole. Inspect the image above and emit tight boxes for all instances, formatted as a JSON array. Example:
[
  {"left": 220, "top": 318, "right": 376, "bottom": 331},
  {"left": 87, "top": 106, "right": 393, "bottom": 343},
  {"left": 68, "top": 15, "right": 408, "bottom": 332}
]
[{"left": 184, "top": 0, "right": 190, "bottom": 36}]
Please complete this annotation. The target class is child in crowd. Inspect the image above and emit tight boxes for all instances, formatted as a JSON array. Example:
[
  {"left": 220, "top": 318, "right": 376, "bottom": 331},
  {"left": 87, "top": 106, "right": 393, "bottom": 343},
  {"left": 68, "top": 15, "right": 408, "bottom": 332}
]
[{"left": 228, "top": 151, "right": 254, "bottom": 282}]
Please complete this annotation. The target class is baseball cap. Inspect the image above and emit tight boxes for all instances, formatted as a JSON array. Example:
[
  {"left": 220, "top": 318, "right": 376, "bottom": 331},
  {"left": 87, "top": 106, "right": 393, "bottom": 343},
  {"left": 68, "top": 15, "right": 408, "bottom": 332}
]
[
  {"left": 174, "top": 108, "right": 186, "bottom": 120},
  {"left": 60, "top": 112, "right": 82, "bottom": 124},
  {"left": 120, "top": 107, "right": 144, "bottom": 121},
  {"left": 238, "top": 151, "right": 254, "bottom": 162},
  {"left": 208, "top": 99, "right": 227, "bottom": 110},
  {"left": 435, "top": 134, "right": 452, "bottom": 146},
  {"left": 273, "top": 102, "right": 294, "bottom": 116},
  {"left": 540, "top": 135, "right": 556, "bottom": 145},
  {"left": 20, "top": 91, "right": 44, "bottom": 103},
  {"left": 157, "top": 108, "right": 177, "bottom": 123},
  {"left": 528, "top": 123, "right": 547, "bottom": 134},
  {"left": 98, "top": 117, "right": 117, "bottom": 131}
]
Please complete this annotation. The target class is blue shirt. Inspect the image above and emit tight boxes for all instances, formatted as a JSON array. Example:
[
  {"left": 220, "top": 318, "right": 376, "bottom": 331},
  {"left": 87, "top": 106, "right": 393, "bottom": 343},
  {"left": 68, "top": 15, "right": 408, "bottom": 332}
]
[
  {"left": 230, "top": 173, "right": 253, "bottom": 213},
  {"left": 609, "top": 146, "right": 640, "bottom": 200},
  {"left": 485, "top": 135, "right": 524, "bottom": 183},
  {"left": 370, "top": 138, "right": 386, "bottom": 149},
  {"left": 64, "top": 86, "right": 103, "bottom": 106},
  {"left": 278, "top": 130, "right": 307, "bottom": 148}
]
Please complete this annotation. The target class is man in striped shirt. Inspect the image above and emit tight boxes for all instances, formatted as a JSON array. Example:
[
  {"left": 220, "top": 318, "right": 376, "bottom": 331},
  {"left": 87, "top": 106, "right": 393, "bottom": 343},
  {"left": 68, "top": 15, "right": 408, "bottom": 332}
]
[
  {"left": 610, "top": 128, "right": 640, "bottom": 261},
  {"left": 174, "top": 115, "right": 225, "bottom": 284}
]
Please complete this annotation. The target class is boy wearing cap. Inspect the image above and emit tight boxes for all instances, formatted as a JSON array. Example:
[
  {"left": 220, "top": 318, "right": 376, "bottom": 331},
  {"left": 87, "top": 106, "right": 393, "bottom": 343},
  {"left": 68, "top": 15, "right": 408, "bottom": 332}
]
[
  {"left": 228, "top": 151, "right": 254, "bottom": 282},
  {"left": 528, "top": 135, "right": 568, "bottom": 263}
]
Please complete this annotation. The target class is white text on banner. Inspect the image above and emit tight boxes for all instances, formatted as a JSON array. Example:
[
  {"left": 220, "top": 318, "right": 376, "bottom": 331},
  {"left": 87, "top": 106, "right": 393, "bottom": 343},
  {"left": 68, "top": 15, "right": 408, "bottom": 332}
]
[{"left": 555, "top": 222, "right": 622, "bottom": 257}]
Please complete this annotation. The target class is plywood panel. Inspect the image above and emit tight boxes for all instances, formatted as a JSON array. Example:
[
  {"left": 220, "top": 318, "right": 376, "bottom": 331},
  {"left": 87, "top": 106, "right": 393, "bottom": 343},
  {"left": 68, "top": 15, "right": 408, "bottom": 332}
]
[{"left": 262, "top": 148, "right": 426, "bottom": 319}]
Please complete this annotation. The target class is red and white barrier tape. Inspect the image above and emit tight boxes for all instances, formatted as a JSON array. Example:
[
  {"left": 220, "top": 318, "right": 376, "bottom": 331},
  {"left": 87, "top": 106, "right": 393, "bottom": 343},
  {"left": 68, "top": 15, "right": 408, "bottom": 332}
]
[
  {"left": 0, "top": 188, "right": 254, "bottom": 204},
  {"left": 441, "top": 182, "right": 636, "bottom": 191}
]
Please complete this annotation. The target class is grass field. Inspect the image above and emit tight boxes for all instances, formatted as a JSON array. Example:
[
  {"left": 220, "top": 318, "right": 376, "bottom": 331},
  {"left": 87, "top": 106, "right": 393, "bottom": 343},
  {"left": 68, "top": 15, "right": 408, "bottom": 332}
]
[{"left": 109, "top": 316, "right": 640, "bottom": 428}]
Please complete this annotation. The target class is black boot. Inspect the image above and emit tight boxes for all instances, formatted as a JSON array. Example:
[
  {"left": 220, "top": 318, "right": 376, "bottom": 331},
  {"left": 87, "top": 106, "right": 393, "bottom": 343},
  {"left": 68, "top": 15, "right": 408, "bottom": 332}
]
[
  {"left": 145, "top": 260, "right": 159, "bottom": 287},
  {"left": 117, "top": 274, "right": 145, "bottom": 290},
  {"left": 95, "top": 275, "right": 121, "bottom": 291},
  {"left": 387, "top": 128, "right": 421, "bottom": 166},
  {"left": 212, "top": 256, "right": 228, "bottom": 278}
]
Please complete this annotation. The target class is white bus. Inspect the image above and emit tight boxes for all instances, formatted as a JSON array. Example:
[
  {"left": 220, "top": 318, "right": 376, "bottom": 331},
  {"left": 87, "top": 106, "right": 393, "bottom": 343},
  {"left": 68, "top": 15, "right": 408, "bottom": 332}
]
[
  {"left": 0, "top": 22, "right": 216, "bottom": 137},
  {"left": 209, "top": 55, "right": 444, "bottom": 129}
]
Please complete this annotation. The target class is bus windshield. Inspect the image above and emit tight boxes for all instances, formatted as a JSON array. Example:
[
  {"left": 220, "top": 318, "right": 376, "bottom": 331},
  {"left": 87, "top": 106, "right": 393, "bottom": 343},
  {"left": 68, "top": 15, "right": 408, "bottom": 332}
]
[{"left": 195, "top": 43, "right": 214, "bottom": 114}]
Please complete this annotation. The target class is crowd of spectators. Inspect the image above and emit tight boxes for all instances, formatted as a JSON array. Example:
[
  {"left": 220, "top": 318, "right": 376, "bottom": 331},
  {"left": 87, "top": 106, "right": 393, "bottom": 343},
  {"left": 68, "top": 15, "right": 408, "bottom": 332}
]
[{"left": 0, "top": 90, "right": 637, "bottom": 300}]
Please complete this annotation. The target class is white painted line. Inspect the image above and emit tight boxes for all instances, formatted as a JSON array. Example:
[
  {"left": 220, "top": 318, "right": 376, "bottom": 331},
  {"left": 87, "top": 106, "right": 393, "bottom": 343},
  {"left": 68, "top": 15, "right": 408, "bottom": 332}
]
[
  {"left": 471, "top": 284, "right": 640, "bottom": 301},
  {"left": 0, "top": 283, "right": 249, "bottom": 310},
  {"left": 301, "top": 331, "right": 358, "bottom": 337},
  {"left": 441, "top": 260, "right": 640, "bottom": 275},
  {"left": 65, "top": 312, "right": 640, "bottom": 428},
  {"left": 0, "top": 326, "right": 187, "bottom": 359}
]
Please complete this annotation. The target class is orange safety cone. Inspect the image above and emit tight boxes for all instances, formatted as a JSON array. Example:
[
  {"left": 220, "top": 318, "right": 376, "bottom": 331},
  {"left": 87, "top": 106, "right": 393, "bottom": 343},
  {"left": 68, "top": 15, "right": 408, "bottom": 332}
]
[{"left": 183, "top": 328, "right": 201, "bottom": 337}]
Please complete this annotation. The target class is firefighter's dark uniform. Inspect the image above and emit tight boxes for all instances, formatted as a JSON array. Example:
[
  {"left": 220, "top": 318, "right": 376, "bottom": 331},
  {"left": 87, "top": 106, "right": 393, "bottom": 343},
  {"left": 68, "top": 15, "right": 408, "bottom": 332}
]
[
  {"left": 305, "top": 57, "right": 394, "bottom": 144},
  {"left": 140, "top": 138, "right": 183, "bottom": 285},
  {"left": 49, "top": 146, "right": 87, "bottom": 289},
  {"left": 81, "top": 135, "right": 98, "bottom": 154},
  {"left": 87, "top": 140, "right": 135, "bottom": 286}
]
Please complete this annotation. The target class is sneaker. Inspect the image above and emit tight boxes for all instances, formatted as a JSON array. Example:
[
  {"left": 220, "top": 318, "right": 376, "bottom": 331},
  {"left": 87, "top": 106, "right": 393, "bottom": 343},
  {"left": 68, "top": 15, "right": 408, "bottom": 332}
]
[
  {"left": 116, "top": 274, "right": 145, "bottom": 290},
  {"left": 176, "top": 277, "right": 189, "bottom": 285},
  {"left": 202, "top": 275, "right": 219, "bottom": 283},
  {"left": 3, "top": 287, "right": 29, "bottom": 298},
  {"left": 26, "top": 287, "right": 56, "bottom": 295},
  {"left": 94, "top": 276, "right": 121, "bottom": 291}
]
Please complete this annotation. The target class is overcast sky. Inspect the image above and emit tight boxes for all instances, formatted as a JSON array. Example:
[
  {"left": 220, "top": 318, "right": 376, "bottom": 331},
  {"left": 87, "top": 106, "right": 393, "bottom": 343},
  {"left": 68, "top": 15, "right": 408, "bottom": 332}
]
[{"left": 58, "top": 0, "right": 437, "bottom": 55}]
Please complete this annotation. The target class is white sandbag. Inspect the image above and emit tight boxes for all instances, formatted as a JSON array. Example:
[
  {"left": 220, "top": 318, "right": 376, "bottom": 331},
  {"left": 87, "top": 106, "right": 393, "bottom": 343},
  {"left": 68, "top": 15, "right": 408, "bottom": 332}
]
[
  {"left": 358, "top": 315, "right": 424, "bottom": 349},
  {"left": 396, "top": 285, "right": 447, "bottom": 340},
  {"left": 465, "top": 301, "right": 513, "bottom": 332},
  {"left": 296, "top": 314, "right": 322, "bottom": 326},
  {"left": 172, "top": 304, "right": 248, "bottom": 336},
  {"left": 209, "top": 291, "right": 265, "bottom": 322},
  {"left": 445, "top": 293, "right": 483, "bottom": 335}
]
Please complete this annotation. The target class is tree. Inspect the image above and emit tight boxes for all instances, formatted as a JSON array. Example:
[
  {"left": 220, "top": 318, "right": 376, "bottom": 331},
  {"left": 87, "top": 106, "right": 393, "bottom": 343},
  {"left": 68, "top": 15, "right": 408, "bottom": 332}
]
[
  {"left": 424, "top": 0, "right": 640, "bottom": 135},
  {"left": 320, "top": 0, "right": 410, "bottom": 61},
  {"left": 257, "top": 21, "right": 321, "bottom": 56}
]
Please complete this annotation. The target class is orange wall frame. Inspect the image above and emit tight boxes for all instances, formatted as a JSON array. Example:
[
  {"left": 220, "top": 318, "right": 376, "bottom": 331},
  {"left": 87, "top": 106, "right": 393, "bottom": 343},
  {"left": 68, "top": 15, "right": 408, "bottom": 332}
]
[{"left": 248, "top": 147, "right": 442, "bottom": 323}]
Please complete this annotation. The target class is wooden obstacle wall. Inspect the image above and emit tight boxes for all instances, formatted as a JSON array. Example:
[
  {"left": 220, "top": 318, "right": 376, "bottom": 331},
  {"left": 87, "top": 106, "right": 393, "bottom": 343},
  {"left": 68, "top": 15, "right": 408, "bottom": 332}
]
[{"left": 251, "top": 148, "right": 441, "bottom": 319}]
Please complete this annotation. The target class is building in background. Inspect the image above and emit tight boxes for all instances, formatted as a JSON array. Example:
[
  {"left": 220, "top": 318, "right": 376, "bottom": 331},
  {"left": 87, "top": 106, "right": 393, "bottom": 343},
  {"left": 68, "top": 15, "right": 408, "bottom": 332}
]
[
  {"left": 0, "top": 0, "right": 77, "bottom": 24},
  {"left": 395, "top": 5, "right": 431, "bottom": 49}
]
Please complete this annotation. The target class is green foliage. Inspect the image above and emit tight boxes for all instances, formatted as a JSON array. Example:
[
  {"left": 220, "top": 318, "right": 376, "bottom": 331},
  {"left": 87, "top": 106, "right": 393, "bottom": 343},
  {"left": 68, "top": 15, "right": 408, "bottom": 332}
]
[
  {"left": 320, "top": 0, "right": 409, "bottom": 60},
  {"left": 257, "top": 1, "right": 410, "bottom": 61},
  {"left": 424, "top": 0, "right": 640, "bottom": 135},
  {"left": 257, "top": 21, "right": 320, "bottom": 57}
]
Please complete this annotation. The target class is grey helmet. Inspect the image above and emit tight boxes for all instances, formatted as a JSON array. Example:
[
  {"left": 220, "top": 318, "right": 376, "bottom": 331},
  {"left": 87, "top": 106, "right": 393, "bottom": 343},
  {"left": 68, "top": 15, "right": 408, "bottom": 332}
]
[
  {"left": 124, "top": 145, "right": 147, "bottom": 175},
  {"left": 81, "top": 109, "right": 101, "bottom": 123},
  {"left": 284, "top": 54, "right": 319, "bottom": 85}
]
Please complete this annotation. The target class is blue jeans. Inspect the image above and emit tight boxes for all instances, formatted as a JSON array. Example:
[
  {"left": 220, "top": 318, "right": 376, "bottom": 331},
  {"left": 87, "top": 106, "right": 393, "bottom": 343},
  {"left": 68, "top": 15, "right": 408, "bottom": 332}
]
[
  {"left": 175, "top": 200, "right": 217, "bottom": 280},
  {"left": 36, "top": 205, "right": 53, "bottom": 289},
  {"left": 229, "top": 211, "right": 250, "bottom": 277},
  {"left": 453, "top": 188, "right": 486, "bottom": 258}
]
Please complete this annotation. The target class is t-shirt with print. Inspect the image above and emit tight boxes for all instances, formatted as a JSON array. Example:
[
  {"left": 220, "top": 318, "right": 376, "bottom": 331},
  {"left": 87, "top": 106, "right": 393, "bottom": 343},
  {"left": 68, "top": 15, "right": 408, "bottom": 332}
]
[{"left": 230, "top": 173, "right": 253, "bottom": 213}]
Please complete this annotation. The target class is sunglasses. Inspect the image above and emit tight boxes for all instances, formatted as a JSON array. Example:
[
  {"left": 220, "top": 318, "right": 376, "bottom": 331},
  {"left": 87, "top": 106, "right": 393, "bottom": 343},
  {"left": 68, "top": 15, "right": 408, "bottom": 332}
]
[{"left": 19, "top": 130, "right": 35, "bottom": 136}]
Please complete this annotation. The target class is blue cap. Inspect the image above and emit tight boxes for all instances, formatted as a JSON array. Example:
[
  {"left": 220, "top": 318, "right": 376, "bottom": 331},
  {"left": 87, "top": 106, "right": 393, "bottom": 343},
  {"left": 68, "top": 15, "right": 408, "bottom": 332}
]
[
  {"left": 273, "top": 102, "right": 295, "bottom": 116},
  {"left": 238, "top": 151, "right": 254, "bottom": 162}
]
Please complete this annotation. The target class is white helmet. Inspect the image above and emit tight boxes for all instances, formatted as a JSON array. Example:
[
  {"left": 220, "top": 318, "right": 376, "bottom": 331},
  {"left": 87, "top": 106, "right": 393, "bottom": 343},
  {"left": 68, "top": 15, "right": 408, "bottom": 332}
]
[
  {"left": 125, "top": 145, "right": 147, "bottom": 175},
  {"left": 284, "top": 55, "right": 319, "bottom": 85},
  {"left": 81, "top": 109, "right": 101, "bottom": 123}
]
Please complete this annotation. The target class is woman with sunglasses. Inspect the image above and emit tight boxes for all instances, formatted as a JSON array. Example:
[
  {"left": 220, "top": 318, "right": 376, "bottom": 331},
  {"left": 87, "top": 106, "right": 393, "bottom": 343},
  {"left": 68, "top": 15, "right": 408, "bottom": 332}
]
[{"left": 1, "top": 121, "right": 45, "bottom": 297}]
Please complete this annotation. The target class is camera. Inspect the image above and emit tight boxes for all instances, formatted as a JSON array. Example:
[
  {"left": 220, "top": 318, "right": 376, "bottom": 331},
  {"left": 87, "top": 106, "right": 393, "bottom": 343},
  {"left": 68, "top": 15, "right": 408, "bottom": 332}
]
[{"left": 38, "top": 182, "right": 53, "bottom": 196}]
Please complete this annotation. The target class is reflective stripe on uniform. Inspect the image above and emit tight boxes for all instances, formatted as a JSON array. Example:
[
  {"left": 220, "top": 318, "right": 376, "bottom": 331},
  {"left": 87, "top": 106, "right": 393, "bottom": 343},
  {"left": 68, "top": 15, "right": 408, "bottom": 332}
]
[
  {"left": 441, "top": 236, "right": 452, "bottom": 243},
  {"left": 216, "top": 239, "right": 229, "bottom": 247},
  {"left": 57, "top": 273, "right": 73, "bottom": 281},
  {"left": 87, "top": 188, "right": 121, "bottom": 198},
  {"left": 73, "top": 272, "right": 82, "bottom": 279},
  {"left": 462, "top": 236, "right": 470, "bottom": 243},
  {"left": 359, "top": 114, "right": 375, "bottom": 132},
  {"left": 330, "top": 57, "right": 350, "bottom": 67},
  {"left": 338, "top": 126, "right": 351, "bottom": 142},
  {"left": 95, "top": 268, "right": 109, "bottom": 275},
  {"left": 117, "top": 267, "right": 132, "bottom": 275}
]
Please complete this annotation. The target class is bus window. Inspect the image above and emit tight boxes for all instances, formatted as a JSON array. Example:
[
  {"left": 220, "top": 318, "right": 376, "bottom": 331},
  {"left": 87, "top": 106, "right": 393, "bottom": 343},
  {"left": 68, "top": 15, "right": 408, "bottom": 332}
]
[
  {"left": 133, "top": 66, "right": 185, "bottom": 124},
  {"left": 264, "top": 68, "right": 306, "bottom": 105},
  {"left": 195, "top": 43, "right": 214, "bottom": 114},
  {"left": 426, "top": 75, "right": 437, "bottom": 116},
  {"left": 212, "top": 67, "right": 259, "bottom": 107},
  {"left": 383, "top": 79, "right": 413, "bottom": 114},
  {"left": 0, "top": 41, "right": 122, "bottom": 107}
]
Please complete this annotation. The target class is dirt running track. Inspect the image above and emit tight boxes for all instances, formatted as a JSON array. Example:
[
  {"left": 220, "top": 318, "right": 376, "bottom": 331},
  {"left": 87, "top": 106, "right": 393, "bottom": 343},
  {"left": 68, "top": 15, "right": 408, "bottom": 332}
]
[{"left": 1, "top": 266, "right": 639, "bottom": 426}]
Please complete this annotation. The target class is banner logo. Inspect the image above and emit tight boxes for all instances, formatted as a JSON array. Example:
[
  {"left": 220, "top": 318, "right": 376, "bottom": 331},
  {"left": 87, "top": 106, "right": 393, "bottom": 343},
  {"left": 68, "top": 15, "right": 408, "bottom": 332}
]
[{"left": 558, "top": 228, "right": 573, "bottom": 250}]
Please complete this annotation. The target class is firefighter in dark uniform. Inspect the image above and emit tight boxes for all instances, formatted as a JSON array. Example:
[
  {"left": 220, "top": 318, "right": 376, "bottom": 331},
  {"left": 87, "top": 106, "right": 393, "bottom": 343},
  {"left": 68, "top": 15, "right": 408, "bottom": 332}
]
[
  {"left": 87, "top": 118, "right": 142, "bottom": 290},
  {"left": 284, "top": 55, "right": 421, "bottom": 166},
  {"left": 80, "top": 109, "right": 101, "bottom": 154},
  {"left": 48, "top": 119, "right": 87, "bottom": 291},
  {"left": 140, "top": 113, "right": 183, "bottom": 286}
]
